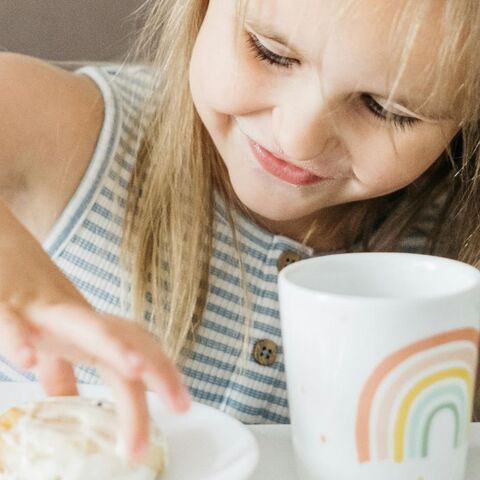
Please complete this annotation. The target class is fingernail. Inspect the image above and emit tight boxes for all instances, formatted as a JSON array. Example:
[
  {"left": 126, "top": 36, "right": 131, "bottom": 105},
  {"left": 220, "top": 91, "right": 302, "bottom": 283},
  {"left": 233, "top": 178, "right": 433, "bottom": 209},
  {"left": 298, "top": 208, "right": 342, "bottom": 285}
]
[
  {"left": 175, "top": 388, "right": 192, "bottom": 412},
  {"left": 115, "top": 436, "right": 146, "bottom": 463},
  {"left": 125, "top": 351, "right": 144, "bottom": 376},
  {"left": 17, "top": 346, "right": 36, "bottom": 369},
  {"left": 131, "top": 440, "right": 147, "bottom": 462}
]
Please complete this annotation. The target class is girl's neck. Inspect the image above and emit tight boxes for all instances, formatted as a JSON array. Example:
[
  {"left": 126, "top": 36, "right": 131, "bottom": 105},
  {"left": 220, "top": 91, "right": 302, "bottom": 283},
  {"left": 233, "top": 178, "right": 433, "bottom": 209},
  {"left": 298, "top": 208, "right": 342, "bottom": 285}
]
[{"left": 246, "top": 204, "right": 355, "bottom": 253}]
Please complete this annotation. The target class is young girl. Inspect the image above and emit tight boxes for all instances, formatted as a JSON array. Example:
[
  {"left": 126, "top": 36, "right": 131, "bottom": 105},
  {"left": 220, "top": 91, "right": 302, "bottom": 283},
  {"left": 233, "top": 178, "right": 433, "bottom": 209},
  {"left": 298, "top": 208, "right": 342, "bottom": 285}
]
[{"left": 0, "top": 0, "right": 478, "bottom": 461}]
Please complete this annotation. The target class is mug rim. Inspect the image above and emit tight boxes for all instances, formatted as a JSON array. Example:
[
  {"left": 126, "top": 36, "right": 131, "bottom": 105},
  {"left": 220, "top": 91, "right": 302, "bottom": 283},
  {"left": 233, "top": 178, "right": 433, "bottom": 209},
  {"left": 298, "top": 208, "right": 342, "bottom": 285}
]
[{"left": 278, "top": 252, "right": 480, "bottom": 304}]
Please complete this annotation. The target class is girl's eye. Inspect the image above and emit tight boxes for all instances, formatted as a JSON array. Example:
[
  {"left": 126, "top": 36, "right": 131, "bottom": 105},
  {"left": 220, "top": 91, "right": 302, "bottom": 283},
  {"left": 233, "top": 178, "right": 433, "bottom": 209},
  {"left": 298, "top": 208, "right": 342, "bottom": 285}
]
[
  {"left": 246, "top": 32, "right": 420, "bottom": 132},
  {"left": 246, "top": 32, "right": 300, "bottom": 69},
  {"left": 360, "top": 94, "right": 420, "bottom": 132}
]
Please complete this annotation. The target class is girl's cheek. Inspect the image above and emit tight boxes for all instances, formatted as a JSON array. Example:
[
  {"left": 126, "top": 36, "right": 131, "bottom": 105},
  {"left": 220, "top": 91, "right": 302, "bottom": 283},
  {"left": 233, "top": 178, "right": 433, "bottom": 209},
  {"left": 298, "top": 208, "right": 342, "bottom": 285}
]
[
  {"left": 350, "top": 128, "right": 447, "bottom": 196},
  {"left": 190, "top": 15, "right": 270, "bottom": 117},
  {"left": 198, "top": 55, "right": 264, "bottom": 117}
]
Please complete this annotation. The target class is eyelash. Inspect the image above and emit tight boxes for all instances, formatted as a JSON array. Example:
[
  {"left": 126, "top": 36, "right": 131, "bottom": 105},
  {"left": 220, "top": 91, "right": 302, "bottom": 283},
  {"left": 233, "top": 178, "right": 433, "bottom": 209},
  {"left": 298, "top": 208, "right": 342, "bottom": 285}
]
[
  {"left": 246, "top": 31, "right": 299, "bottom": 69},
  {"left": 360, "top": 94, "right": 419, "bottom": 131},
  {"left": 245, "top": 32, "right": 420, "bottom": 132}
]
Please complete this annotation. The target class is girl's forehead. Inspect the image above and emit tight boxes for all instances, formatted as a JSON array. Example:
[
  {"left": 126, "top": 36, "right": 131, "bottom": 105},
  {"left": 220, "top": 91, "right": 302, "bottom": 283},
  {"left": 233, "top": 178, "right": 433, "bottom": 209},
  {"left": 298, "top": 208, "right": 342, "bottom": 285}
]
[{"left": 243, "top": 0, "right": 443, "bottom": 62}]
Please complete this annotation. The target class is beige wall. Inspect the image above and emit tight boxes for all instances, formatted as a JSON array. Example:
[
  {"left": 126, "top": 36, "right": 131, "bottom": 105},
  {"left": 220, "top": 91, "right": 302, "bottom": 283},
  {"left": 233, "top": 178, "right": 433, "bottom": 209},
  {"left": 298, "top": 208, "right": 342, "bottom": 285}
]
[{"left": 0, "top": 1, "right": 145, "bottom": 62}]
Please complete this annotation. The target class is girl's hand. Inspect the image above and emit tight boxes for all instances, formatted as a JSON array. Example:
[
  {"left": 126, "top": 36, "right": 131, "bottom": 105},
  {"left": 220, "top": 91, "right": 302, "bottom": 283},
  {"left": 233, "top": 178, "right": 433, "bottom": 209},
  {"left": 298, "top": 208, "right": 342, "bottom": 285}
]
[{"left": 0, "top": 201, "right": 191, "bottom": 460}]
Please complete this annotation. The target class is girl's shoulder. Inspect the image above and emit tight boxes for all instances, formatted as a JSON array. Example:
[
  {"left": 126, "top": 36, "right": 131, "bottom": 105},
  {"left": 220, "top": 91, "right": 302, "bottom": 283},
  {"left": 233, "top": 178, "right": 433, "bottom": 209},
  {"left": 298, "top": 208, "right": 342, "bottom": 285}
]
[
  {"left": 39, "top": 62, "right": 158, "bottom": 259},
  {"left": 0, "top": 53, "right": 106, "bottom": 242},
  {"left": 0, "top": 55, "right": 156, "bottom": 244}
]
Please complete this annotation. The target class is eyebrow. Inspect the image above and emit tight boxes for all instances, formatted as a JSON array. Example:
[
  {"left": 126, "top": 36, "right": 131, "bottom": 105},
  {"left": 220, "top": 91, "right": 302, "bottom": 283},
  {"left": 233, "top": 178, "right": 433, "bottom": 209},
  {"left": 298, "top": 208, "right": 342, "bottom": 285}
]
[{"left": 244, "top": 17, "right": 454, "bottom": 121}]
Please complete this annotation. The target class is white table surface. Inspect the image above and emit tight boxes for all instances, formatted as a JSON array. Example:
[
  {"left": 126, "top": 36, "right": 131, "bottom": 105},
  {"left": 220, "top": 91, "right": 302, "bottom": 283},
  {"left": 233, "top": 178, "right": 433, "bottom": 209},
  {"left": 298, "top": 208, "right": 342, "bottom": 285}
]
[{"left": 247, "top": 424, "right": 480, "bottom": 480}]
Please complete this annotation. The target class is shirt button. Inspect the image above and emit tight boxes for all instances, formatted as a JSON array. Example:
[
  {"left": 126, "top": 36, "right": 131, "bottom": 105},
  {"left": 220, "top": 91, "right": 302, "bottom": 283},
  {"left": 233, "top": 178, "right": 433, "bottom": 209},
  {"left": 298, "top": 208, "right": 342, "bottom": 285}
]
[
  {"left": 253, "top": 339, "right": 278, "bottom": 366},
  {"left": 277, "top": 250, "right": 301, "bottom": 272}
]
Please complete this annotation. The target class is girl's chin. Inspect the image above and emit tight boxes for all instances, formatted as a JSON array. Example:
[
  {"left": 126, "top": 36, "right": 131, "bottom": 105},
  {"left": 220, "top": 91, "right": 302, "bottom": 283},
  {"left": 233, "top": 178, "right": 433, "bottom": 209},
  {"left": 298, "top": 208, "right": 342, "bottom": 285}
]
[{"left": 231, "top": 189, "right": 313, "bottom": 223}]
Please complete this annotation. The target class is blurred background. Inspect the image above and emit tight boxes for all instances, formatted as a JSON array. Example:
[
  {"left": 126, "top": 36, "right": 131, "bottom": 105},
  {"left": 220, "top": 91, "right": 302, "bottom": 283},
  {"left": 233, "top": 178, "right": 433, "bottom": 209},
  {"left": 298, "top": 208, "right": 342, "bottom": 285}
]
[{"left": 0, "top": 0, "right": 146, "bottom": 62}]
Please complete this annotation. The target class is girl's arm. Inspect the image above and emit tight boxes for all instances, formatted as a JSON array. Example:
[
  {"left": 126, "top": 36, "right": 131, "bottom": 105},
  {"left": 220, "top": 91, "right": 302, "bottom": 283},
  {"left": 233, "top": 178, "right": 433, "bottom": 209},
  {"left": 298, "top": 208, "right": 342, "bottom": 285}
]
[
  {"left": 0, "top": 52, "right": 103, "bottom": 243},
  {"left": 0, "top": 198, "right": 191, "bottom": 459},
  {"left": 0, "top": 57, "right": 191, "bottom": 458}
]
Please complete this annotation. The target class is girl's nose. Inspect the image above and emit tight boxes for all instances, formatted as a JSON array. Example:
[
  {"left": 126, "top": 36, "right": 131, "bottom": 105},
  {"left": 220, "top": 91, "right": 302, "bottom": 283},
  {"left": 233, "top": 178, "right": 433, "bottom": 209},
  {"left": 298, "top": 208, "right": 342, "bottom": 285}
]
[{"left": 272, "top": 89, "right": 347, "bottom": 165}]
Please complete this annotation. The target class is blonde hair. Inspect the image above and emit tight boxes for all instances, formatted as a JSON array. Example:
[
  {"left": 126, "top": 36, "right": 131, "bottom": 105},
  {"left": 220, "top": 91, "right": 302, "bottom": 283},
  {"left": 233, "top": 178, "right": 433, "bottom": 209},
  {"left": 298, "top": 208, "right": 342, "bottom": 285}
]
[
  {"left": 120, "top": 0, "right": 251, "bottom": 371},
  {"left": 119, "top": 0, "right": 480, "bottom": 410}
]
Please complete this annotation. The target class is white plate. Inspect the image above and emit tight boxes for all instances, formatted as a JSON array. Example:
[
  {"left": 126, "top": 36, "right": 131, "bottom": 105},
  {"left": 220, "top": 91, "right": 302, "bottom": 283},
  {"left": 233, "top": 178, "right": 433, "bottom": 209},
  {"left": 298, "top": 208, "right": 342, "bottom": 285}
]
[{"left": 0, "top": 383, "right": 259, "bottom": 480}]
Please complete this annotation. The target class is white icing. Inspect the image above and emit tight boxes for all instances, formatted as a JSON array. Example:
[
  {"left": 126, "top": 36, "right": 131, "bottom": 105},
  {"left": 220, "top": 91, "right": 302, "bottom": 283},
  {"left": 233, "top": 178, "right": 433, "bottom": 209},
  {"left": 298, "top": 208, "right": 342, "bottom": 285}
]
[{"left": 0, "top": 397, "right": 166, "bottom": 480}]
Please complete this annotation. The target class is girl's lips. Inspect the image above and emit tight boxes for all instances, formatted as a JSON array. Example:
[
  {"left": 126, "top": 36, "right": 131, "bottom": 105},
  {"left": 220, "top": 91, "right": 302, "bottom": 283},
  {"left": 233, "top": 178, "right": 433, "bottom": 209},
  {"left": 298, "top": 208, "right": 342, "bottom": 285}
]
[{"left": 247, "top": 137, "right": 327, "bottom": 186}]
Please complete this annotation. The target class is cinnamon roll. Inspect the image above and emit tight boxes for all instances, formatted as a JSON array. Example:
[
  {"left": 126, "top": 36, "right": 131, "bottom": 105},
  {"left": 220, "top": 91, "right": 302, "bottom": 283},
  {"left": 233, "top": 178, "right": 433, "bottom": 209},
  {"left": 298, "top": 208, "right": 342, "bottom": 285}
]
[{"left": 0, "top": 396, "right": 167, "bottom": 480}]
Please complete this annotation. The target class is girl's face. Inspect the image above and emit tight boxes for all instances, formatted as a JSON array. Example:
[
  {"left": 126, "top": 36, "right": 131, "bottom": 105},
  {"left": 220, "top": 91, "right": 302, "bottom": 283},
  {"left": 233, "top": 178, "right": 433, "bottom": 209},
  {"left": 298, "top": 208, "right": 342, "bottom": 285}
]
[{"left": 189, "top": 0, "right": 459, "bottom": 235}]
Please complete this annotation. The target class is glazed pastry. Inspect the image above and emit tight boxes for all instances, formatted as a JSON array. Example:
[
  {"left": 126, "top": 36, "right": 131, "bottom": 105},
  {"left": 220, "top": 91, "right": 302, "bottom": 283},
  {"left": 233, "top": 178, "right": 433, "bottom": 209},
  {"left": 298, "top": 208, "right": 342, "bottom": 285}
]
[{"left": 0, "top": 396, "right": 167, "bottom": 480}]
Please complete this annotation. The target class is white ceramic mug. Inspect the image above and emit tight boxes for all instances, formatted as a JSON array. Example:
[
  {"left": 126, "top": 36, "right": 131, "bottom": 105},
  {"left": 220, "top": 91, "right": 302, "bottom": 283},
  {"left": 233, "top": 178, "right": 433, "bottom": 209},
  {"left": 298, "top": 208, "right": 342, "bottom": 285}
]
[{"left": 278, "top": 253, "right": 480, "bottom": 480}]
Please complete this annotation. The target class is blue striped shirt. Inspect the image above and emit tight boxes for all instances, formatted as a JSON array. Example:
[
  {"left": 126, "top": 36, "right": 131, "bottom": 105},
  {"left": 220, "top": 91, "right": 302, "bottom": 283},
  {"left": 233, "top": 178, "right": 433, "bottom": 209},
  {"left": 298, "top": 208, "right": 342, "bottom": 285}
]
[{"left": 0, "top": 64, "right": 434, "bottom": 424}]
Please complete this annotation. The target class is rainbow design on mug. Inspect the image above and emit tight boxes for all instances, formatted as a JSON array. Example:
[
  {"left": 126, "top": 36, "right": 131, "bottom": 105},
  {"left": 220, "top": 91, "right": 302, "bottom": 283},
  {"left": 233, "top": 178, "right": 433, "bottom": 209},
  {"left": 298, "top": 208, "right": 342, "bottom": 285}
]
[{"left": 356, "top": 328, "right": 479, "bottom": 463}]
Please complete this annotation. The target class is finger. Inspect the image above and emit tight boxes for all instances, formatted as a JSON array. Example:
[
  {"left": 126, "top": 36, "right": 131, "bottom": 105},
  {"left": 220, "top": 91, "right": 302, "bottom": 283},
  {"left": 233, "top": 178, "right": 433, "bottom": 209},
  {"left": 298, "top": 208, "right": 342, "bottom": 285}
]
[
  {"left": 36, "top": 354, "right": 78, "bottom": 396},
  {"left": 98, "top": 365, "right": 149, "bottom": 462},
  {"left": 101, "top": 320, "right": 191, "bottom": 413},
  {"left": 27, "top": 303, "right": 145, "bottom": 379},
  {"left": 0, "top": 306, "right": 37, "bottom": 369},
  {"left": 30, "top": 303, "right": 190, "bottom": 412},
  {"left": 142, "top": 355, "right": 191, "bottom": 413}
]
